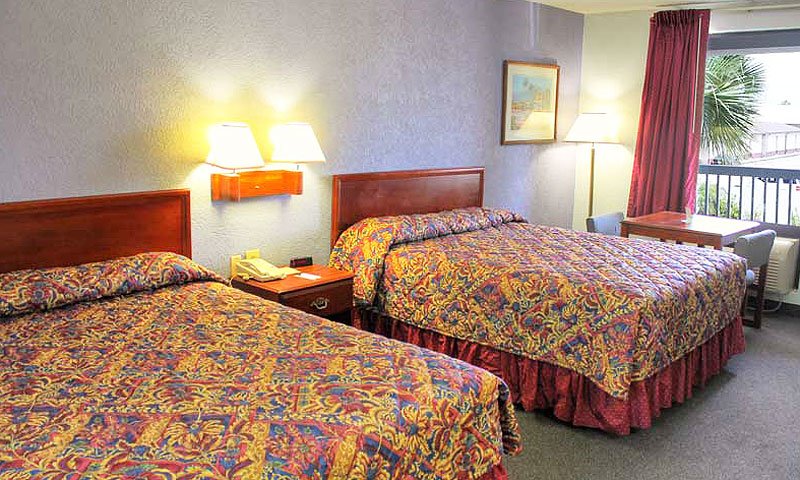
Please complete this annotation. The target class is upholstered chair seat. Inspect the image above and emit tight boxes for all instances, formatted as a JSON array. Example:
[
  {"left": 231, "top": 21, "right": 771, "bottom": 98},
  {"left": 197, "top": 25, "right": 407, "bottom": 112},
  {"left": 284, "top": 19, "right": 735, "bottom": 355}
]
[{"left": 586, "top": 212, "right": 624, "bottom": 236}]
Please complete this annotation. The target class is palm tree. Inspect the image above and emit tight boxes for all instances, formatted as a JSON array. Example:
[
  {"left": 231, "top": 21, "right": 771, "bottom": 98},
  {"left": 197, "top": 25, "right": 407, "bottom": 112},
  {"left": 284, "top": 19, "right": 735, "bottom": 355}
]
[{"left": 702, "top": 54, "right": 765, "bottom": 165}]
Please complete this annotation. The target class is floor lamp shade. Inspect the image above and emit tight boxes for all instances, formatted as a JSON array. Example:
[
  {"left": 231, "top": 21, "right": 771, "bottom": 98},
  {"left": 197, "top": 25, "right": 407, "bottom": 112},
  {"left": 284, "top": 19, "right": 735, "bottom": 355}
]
[
  {"left": 565, "top": 113, "right": 620, "bottom": 217},
  {"left": 565, "top": 113, "right": 620, "bottom": 144}
]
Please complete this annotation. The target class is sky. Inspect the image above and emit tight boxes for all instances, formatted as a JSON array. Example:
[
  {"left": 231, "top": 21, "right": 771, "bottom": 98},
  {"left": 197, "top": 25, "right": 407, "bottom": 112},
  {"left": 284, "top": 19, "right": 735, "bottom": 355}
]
[{"left": 749, "top": 51, "right": 800, "bottom": 125}]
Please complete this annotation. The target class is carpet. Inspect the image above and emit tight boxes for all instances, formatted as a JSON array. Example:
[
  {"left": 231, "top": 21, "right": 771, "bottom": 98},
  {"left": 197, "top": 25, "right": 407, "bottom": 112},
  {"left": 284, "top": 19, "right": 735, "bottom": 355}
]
[{"left": 504, "top": 313, "right": 800, "bottom": 480}]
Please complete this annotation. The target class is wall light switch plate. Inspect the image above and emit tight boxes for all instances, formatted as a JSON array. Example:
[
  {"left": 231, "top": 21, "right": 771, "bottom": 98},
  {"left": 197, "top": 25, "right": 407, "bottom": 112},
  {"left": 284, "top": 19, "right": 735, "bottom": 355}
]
[
  {"left": 245, "top": 248, "right": 261, "bottom": 259},
  {"left": 230, "top": 255, "right": 242, "bottom": 277}
]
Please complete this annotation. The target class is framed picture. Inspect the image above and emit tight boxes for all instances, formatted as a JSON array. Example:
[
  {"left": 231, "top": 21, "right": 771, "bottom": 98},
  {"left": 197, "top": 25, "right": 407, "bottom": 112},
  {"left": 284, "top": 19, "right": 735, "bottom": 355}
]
[{"left": 501, "top": 61, "right": 560, "bottom": 145}]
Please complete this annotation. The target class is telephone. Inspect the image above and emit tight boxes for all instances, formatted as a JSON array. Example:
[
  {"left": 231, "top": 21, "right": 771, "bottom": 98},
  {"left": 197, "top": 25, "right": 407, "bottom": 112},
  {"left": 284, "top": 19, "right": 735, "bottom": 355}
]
[{"left": 235, "top": 258, "right": 299, "bottom": 282}]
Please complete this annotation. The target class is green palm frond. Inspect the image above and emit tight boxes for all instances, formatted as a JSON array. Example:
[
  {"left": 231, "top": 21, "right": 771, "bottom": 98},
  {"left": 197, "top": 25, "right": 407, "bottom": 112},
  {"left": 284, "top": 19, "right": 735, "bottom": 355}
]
[{"left": 702, "top": 54, "right": 765, "bottom": 164}]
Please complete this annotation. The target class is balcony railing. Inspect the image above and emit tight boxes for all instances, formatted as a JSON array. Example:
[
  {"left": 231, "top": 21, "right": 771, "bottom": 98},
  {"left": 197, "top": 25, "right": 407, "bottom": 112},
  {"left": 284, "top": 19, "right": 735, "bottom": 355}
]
[{"left": 697, "top": 164, "right": 800, "bottom": 238}]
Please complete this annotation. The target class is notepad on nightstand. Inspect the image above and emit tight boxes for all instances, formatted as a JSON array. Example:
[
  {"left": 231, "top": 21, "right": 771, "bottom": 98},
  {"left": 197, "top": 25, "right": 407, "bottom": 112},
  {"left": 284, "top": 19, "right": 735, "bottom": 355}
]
[{"left": 297, "top": 272, "right": 321, "bottom": 281}]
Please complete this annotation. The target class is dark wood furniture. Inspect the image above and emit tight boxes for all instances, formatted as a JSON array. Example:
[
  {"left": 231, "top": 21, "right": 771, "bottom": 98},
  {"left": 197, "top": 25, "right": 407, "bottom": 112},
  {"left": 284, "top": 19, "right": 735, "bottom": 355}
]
[
  {"left": 734, "top": 230, "right": 777, "bottom": 330},
  {"left": 621, "top": 211, "right": 761, "bottom": 249},
  {"left": 231, "top": 265, "right": 354, "bottom": 324},
  {"left": 211, "top": 170, "right": 303, "bottom": 201},
  {"left": 0, "top": 190, "right": 192, "bottom": 273},
  {"left": 331, "top": 167, "right": 484, "bottom": 246},
  {"left": 744, "top": 263, "right": 769, "bottom": 329}
]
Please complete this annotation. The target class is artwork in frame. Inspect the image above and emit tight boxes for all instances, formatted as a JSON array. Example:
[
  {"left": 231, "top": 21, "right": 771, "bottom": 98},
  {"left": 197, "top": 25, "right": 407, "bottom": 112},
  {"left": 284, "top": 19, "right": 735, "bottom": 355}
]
[{"left": 501, "top": 60, "right": 560, "bottom": 145}]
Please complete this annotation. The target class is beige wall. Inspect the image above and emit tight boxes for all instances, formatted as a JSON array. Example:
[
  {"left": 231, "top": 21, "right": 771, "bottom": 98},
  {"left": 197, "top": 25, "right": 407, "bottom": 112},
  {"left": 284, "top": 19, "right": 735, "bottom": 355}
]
[{"left": 571, "top": 10, "right": 651, "bottom": 230}]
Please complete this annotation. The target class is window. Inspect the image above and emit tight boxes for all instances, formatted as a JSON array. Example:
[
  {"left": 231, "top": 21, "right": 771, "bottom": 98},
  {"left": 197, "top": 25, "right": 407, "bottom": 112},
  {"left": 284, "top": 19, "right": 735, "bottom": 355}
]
[{"left": 697, "top": 30, "right": 800, "bottom": 228}]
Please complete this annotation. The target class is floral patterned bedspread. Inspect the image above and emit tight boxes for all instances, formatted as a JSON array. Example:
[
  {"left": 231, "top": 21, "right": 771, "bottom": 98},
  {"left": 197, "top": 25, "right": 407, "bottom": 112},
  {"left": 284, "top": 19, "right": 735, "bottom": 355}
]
[
  {"left": 329, "top": 209, "right": 747, "bottom": 399},
  {"left": 0, "top": 252, "right": 520, "bottom": 479}
]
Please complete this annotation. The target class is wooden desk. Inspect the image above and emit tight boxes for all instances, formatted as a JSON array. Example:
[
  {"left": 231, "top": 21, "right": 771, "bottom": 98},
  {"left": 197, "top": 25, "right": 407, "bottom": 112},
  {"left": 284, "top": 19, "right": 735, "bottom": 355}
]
[{"left": 620, "top": 211, "right": 761, "bottom": 249}]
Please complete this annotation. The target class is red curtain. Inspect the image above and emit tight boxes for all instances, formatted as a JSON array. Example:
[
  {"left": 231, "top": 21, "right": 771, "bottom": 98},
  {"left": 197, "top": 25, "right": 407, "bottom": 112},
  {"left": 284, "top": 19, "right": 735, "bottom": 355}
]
[{"left": 627, "top": 10, "right": 710, "bottom": 217}]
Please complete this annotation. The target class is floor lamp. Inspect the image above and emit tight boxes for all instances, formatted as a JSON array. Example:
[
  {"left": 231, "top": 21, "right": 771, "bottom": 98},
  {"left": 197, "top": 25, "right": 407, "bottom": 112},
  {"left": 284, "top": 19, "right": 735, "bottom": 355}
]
[{"left": 565, "top": 113, "right": 620, "bottom": 217}]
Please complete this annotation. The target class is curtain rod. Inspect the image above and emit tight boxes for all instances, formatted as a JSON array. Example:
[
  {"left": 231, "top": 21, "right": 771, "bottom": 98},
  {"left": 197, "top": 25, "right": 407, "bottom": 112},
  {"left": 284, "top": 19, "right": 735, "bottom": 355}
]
[{"left": 658, "top": 1, "right": 800, "bottom": 11}]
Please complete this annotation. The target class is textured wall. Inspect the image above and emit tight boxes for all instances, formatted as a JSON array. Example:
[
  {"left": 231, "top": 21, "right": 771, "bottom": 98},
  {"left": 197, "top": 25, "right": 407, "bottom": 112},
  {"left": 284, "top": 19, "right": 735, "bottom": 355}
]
[{"left": 0, "top": 0, "right": 583, "bottom": 274}]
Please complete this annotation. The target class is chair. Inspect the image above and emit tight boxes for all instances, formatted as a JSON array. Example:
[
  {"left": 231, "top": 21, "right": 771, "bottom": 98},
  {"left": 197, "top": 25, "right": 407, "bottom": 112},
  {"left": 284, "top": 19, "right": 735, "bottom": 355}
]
[
  {"left": 586, "top": 212, "right": 624, "bottom": 236},
  {"left": 734, "top": 229, "right": 776, "bottom": 329}
]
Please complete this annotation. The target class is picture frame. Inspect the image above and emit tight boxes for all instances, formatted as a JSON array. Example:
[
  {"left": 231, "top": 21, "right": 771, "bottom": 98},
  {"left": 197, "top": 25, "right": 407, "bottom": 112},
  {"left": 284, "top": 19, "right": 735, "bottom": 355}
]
[{"left": 501, "top": 60, "right": 560, "bottom": 145}]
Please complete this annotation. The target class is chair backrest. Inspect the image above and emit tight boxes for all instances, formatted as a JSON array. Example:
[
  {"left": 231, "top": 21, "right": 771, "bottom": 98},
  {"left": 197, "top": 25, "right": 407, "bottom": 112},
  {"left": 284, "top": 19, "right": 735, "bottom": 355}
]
[
  {"left": 734, "top": 230, "right": 777, "bottom": 269},
  {"left": 586, "top": 212, "right": 624, "bottom": 236}
]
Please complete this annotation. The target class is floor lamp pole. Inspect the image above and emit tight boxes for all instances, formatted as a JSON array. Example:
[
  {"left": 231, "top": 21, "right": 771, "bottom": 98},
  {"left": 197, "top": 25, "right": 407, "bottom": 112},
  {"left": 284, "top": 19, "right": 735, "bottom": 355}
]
[{"left": 588, "top": 142, "right": 596, "bottom": 217}]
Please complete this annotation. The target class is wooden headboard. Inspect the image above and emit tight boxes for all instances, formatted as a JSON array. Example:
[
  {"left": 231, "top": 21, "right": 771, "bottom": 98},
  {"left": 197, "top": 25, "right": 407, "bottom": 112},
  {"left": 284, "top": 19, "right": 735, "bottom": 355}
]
[
  {"left": 0, "top": 189, "right": 191, "bottom": 273},
  {"left": 331, "top": 167, "right": 484, "bottom": 246}
]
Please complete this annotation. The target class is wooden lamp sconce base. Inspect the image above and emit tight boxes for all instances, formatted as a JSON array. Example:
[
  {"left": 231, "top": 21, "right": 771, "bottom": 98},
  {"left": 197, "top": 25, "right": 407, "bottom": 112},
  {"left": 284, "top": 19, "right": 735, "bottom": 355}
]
[{"left": 211, "top": 170, "right": 303, "bottom": 201}]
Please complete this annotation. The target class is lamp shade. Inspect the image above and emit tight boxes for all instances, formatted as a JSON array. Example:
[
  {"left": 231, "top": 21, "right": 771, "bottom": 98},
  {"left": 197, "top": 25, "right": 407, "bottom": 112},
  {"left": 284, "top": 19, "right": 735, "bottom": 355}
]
[
  {"left": 205, "top": 123, "right": 265, "bottom": 170},
  {"left": 270, "top": 123, "right": 326, "bottom": 163},
  {"left": 564, "top": 113, "right": 620, "bottom": 144}
]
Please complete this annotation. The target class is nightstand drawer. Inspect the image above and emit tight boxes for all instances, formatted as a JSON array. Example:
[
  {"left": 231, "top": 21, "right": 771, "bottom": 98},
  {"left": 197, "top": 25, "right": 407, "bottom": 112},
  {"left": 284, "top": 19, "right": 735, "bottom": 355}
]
[
  {"left": 230, "top": 265, "right": 354, "bottom": 324},
  {"left": 281, "top": 281, "right": 353, "bottom": 317}
]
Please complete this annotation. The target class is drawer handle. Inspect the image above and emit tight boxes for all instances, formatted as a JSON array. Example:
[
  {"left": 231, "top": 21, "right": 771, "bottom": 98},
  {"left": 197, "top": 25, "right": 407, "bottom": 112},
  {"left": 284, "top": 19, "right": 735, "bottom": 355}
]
[{"left": 310, "top": 297, "right": 329, "bottom": 310}]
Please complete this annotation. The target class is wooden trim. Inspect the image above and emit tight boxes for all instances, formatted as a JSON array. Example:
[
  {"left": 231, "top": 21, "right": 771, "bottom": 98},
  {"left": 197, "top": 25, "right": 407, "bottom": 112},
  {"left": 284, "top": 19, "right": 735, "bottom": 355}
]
[
  {"left": 501, "top": 60, "right": 560, "bottom": 145},
  {"left": 501, "top": 61, "right": 510, "bottom": 144},
  {"left": 622, "top": 224, "right": 725, "bottom": 249},
  {"left": 330, "top": 167, "right": 484, "bottom": 247},
  {"left": 0, "top": 189, "right": 191, "bottom": 273}
]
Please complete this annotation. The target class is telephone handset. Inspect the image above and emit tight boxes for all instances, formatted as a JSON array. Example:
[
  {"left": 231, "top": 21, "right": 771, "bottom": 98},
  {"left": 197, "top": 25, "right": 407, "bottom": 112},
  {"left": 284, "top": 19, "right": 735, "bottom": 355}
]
[{"left": 235, "top": 258, "right": 299, "bottom": 282}]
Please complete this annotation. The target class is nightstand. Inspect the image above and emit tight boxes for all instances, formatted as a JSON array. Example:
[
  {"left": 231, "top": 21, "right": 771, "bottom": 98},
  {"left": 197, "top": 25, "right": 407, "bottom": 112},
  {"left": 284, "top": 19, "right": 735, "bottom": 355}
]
[{"left": 231, "top": 265, "right": 354, "bottom": 324}]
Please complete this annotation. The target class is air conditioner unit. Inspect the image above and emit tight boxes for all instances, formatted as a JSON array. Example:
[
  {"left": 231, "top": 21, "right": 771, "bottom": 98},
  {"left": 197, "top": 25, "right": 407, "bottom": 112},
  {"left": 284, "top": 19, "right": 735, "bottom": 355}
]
[{"left": 756, "top": 237, "right": 800, "bottom": 295}]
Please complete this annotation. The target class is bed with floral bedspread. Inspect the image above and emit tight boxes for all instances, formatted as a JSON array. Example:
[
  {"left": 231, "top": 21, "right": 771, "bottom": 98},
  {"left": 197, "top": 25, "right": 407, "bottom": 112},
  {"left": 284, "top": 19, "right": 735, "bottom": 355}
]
[
  {"left": 329, "top": 208, "right": 748, "bottom": 433},
  {"left": 0, "top": 252, "right": 520, "bottom": 479}
]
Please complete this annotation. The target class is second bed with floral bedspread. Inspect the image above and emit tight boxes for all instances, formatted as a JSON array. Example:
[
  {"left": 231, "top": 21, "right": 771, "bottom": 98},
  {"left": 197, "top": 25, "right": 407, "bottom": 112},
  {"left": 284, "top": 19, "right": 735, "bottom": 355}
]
[{"left": 330, "top": 208, "right": 747, "bottom": 400}]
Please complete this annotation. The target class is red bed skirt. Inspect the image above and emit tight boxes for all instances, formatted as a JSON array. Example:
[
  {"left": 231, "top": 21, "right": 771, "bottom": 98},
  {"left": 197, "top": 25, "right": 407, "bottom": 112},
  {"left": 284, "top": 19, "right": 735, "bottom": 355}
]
[
  {"left": 478, "top": 463, "right": 508, "bottom": 480},
  {"left": 356, "top": 308, "right": 746, "bottom": 435}
]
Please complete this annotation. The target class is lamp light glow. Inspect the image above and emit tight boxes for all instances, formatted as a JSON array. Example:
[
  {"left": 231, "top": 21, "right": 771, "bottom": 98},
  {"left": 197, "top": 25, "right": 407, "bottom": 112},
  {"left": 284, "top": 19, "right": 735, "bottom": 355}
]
[
  {"left": 205, "top": 123, "right": 265, "bottom": 171},
  {"left": 270, "top": 123, "right": 326, "bottom": 163},
  {"left": 565, "top": 113, "right": 620, "bottom": 144}
]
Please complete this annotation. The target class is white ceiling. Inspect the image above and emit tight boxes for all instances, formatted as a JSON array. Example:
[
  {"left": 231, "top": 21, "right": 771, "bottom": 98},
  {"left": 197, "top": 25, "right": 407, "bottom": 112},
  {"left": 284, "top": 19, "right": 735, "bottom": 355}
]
[{"left": 535, "top": 0, "right": 800, "bottom": 14}]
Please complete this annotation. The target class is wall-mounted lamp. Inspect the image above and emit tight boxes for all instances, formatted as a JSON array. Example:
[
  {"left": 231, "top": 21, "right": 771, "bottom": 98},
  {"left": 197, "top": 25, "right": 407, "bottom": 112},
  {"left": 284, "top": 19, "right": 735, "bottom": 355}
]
[
  {"left": 270, "top": 122, "right": 326, "bottom": 166},
  {"left": 208, "top": 123, "right": 303, "bottom": 201}
]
